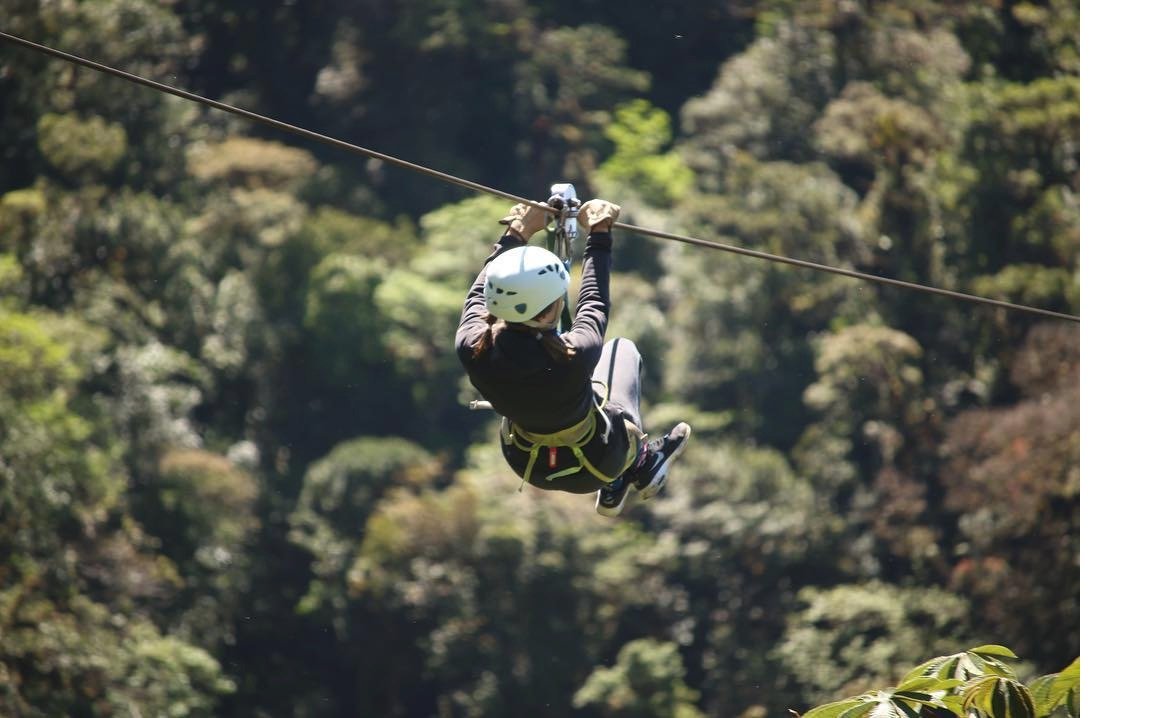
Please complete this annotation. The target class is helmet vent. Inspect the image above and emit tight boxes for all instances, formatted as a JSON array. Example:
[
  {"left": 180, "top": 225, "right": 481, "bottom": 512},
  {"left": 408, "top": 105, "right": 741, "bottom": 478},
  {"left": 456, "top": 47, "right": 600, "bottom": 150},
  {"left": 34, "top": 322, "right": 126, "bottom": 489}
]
[{"left": 483, "top": 246, "right": 569, "bottom": 322}]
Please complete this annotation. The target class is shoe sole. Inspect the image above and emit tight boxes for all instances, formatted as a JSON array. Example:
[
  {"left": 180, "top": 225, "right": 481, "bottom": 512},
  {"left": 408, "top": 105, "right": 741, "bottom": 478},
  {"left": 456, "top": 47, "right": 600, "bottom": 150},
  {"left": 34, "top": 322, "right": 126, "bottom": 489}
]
[
  {"left": 596, "top": 482, "right": 635, "bottom": 518},
  {"left": 636, "top": 424, "right": 691, "bottom": 502}
]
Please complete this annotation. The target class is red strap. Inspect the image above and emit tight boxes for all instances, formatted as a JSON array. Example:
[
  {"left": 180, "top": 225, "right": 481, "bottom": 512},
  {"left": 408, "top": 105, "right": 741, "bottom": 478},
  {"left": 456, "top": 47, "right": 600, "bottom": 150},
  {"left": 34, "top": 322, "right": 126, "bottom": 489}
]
[{"left": 548, "top": 446, "right": 558, "bottom": 469}]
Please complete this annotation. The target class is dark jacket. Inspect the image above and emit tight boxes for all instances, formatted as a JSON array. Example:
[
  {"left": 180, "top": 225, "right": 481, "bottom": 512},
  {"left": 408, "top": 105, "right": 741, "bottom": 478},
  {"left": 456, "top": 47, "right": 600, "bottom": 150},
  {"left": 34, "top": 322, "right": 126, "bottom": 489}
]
[{"left": 456, "top": 231, "right": 630, "bottom": 489}]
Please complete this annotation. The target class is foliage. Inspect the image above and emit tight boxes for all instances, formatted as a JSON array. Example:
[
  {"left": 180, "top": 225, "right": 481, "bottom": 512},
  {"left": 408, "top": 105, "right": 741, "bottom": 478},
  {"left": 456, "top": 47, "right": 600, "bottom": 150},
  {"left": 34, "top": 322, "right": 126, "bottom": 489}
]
[
  {"left": 0, "top": 0, "right": 1077, "bottom": 715},
  {"left": 0, "top": 594, "right": 235, "bottom": 717},
  {"left": 773, "top": 582, "right": 971, "bottom": 709},
  {"left": 37, "top": 112, "right": 128, "bottom": 179},
  {"left": 0, "top": 308, "right": 121, "bottom": 561},
  {"left": 573, "top": 639, "right": 704, "bottom": 717},
  {"left": 598, "top": 100, "right": 695, "bottom": 206},
  {"left": 153, "top": 448, "right": 259, "bottom": 570},
  {"left": 799, "top": 646, "right": 1081, "bottom": 718},
  {"left": 187, "top": 137, "right": 319, "bottom": 191}
]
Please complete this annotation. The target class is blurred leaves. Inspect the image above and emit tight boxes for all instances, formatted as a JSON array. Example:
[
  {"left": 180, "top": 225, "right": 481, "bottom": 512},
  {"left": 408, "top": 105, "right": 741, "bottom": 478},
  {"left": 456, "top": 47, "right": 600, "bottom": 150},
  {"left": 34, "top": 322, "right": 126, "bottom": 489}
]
[
  {"left": 0, "top": 593, "right": 234, "bottom": 717},
  {"left": 573, "top": 639, "right": 704, "bottom": 717},
  {"left": 37, "top": 112, "right": 127, "bottom": 179},
  {"left": 598, "top": 99, "right": 694, "bottom": 206},
  {"left": 187, "top": 137, "right": 319, "bottom": 191},
  {"left": 774, "top": 581, "right": 971, "bottom": 708}
]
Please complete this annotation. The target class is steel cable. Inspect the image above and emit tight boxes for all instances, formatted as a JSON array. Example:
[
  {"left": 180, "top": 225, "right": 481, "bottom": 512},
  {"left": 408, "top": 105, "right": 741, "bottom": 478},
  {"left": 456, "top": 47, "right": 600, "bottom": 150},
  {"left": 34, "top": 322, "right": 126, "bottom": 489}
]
[{"left": 0, "top": 30, "right": 1079, "bottom": 323}]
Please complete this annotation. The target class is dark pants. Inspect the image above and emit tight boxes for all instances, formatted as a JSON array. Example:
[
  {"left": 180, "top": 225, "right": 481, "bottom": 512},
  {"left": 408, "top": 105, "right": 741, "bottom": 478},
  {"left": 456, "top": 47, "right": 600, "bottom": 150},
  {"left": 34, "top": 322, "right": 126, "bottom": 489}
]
[{"left": 503, "top": 338, "right": 644, "bottom": 494}]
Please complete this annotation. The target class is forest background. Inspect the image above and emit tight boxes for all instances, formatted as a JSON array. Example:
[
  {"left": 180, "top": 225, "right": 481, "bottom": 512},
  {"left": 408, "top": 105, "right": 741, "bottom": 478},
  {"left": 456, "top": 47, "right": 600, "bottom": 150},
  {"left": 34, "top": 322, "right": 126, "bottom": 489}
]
[{"left": 0, "top": 1, "right": 1082, "bottom": 716}]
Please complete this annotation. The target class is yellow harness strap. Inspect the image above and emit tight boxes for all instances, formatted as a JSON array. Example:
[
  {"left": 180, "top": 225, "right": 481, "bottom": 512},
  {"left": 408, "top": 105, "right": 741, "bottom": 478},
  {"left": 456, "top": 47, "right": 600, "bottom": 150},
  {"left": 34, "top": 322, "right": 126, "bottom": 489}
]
[{"left": 503, "top": 394, "right": 641, "bottom": 488}]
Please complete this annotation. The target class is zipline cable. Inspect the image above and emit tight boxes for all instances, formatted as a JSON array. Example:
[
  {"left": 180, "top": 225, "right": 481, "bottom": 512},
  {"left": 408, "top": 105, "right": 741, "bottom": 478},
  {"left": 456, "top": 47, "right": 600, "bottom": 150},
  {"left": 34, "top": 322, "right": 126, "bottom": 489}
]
[
  {"left": 610, "top": 223, "right": 1081, "bottom": 322},
  {"left": 0, "top": 30, "right": 1080, "bottom": 323}
]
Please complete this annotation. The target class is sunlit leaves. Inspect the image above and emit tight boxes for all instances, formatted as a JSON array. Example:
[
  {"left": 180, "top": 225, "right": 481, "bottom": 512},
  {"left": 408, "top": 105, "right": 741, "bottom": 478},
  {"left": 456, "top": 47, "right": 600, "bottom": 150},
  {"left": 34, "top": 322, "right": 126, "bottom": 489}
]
[
  {"left": 680, "top": 29, "right": 837, "bottom": 180},
  {"left": 187, "top": 137, "right": 319, "bottom": 191},
  {"left": 155, "top": 448, "right": 259, "bottom": 564},
  {"left": 417, "top": 195, "right": 507, "bottom": 261},
  {"left": 598, "top": 99, "right": 694, "bottom": 206},
  {"left": 513, "top": 24, "right": 649, "bottom": 184},
  {"left": 573, "top": 639, "right": 704, "bottom": 718},
  {"left": 961, "top": 75, "right": 1079, "bottom": 273},
  {"left": 902, "top": 645, "right": 1021, "bottom": 684},
  {"left": 800, "top": 687, "right": 944, "bottom": 718},
  {"left": 0, "top": 594, "right": 233, "bottom": 716},
  {"left": 0, "top": 187, "right": 48, "bottom": 250},
  {"left": 373, "top": 269, "right": 461, "bottom": 369},
  {"left": 1029, "top": 658, "right": 1079, "bottom": 718},
  {"left": 231, "top": 188, "right": 308, "bottom": 250},
  {"left": 774, "top": 582, "right": 970, "bottom": 708},
  {"left": 814, "top": 84, "right": 945, "bottom": 172},
  {"left": 963, "top": 675, "right": 1036, "bottom": 718},
  {"left": 0, "top": 304, "right": 233, "bottom": 713},
  {"left": 290, "top": 437, "right": 438, "bottom": 600},
  {"left": 661, "top": 160, "right": 875, "bottom": 442},
  {"left": 201, "top": 270, "right": 261, "bottom": 376},
  {"left": 652, "top": 438, "right": 824, "bottom": 559},
  {"left": 970, "top": 265, "right": 1078, "bottom": 314},
  {"left": 352, "top": 481, "right": 481, "bottom": 595},
  {"left": 110, "top": 340, "right": 210, "bottom": 451},
  {"left": 36, "top": 112, "right": 127, "bottom": 178},
  {"left": 803, "top": 324, "right": 924, "bottom": 426},
  {"left": 302, "top": 253, "right": 391, "bottom": 380},
  {"left": 1006, "top": 0, "right": 1080, "bottom": 74},
  {"left": 801, "top": 645, "right": 1074, "bottom": 718},
  {"left": 0, "top": 254, "right": 26, "bottom": 304},
  {"left": 0, "top": 309, "right": 122, "bottom": 559}
]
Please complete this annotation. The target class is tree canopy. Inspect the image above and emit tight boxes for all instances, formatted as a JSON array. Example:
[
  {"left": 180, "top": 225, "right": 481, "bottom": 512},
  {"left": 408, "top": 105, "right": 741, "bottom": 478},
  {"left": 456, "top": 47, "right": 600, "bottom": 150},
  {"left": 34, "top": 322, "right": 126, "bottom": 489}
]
[{"left": 0, "top": 0, "right": 1078, "bottom": 715}]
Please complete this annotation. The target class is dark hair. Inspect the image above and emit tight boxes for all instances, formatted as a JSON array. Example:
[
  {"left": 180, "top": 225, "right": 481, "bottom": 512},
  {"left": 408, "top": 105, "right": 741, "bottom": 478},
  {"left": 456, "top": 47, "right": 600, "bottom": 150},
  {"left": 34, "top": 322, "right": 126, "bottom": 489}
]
[
  {"left": 472, "top": 313, "right": 575, "bottom": 363},
  {"left": 472, "top": 313, "right": 501, "bottom": 359}
]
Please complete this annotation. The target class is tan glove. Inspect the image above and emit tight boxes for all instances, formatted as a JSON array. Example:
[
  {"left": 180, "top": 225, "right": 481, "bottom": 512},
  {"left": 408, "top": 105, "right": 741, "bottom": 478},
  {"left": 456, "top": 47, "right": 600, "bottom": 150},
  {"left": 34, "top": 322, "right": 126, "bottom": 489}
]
[
  {"left": 577, "top": 199, "right": 621, "bottom": 232},
  {"left": 499, "top": 203, "right": 551, "bottom": 241}
]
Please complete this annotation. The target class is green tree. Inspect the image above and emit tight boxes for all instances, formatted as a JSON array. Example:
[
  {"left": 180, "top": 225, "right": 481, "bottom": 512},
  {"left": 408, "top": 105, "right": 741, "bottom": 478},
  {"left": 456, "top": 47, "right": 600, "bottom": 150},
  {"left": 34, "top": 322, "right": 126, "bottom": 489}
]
[
  {"left": 0, "top": 305, "right": 234, "bottom": 714},
  {"left": 0, "top": 0, "right": 197, "bottom": 192},
  {"left": 512, "top": 25, "right": 651, "bottom": 192},
  {"left": 773, "top": 582, "right": 971, "bottom": 711},
  {"left": 0, "top": 308, "right": 121, "bottom": 565},
  {"left": 573, "top": 639, "right": 704, "bottom": 718},
  {"left": 938, "top": 323, "right": 1079, "bottom": 665},
  {"left": 597, "top": 99, "right": 694, "bottom": 207},
  {"left": 1, "top": 594, "right": 235, "bottom": 717},
  {"left": 661, "top": 160, "right": 877, "bottom": 445}
]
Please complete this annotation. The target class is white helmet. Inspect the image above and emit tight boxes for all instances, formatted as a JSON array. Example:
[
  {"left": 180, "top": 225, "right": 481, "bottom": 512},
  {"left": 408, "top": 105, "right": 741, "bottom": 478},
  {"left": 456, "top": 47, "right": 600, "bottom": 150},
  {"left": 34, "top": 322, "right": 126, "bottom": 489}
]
[{"left": 484, "top": 246, "right": 570, "bottom": 322}]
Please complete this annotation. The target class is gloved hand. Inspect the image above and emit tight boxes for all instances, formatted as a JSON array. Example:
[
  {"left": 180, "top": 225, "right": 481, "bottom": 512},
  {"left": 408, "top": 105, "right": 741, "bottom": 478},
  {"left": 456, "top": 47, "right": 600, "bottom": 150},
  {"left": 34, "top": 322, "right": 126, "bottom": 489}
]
[
  {"left": 499, "top": 202, "right": 552, "bottom": 241},
  {"left": 578, "top": 199, "right": 621, "bottom": 232}
]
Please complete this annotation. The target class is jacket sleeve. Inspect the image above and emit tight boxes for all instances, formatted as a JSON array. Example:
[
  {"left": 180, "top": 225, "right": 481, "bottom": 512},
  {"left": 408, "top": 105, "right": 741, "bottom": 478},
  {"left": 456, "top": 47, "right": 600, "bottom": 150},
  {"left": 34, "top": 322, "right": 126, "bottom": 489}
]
[
  {"left": 563, "top": 231, "right": 612, "bottom": 368},
  {"left": 456, "top": 234, "right": 525, "bottom": 363}
]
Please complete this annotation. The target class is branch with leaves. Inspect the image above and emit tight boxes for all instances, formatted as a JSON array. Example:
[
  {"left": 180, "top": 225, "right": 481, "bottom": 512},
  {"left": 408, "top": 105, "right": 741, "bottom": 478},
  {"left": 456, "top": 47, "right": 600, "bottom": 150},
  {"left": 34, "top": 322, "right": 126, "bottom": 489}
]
[{"left": 793, "top": 646, "right": 1080, "bottom": 718}]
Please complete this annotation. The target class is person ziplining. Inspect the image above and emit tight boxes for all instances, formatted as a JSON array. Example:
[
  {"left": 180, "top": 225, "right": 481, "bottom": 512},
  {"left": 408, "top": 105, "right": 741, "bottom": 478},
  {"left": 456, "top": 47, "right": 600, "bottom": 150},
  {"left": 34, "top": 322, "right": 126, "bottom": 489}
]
[
  {"left": 456, "top": 197, "right": 690, "bottom": 517},
  {"left": 0, "top": 28, "right": 1080, "bottom": 513}
]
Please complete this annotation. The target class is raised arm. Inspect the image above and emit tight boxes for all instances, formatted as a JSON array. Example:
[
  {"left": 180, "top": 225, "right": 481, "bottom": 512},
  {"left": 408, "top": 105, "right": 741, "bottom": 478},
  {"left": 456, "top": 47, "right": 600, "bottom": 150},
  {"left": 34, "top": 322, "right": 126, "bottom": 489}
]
[{"left": 563, "top": 200, "right": 621, "bottom": 363}]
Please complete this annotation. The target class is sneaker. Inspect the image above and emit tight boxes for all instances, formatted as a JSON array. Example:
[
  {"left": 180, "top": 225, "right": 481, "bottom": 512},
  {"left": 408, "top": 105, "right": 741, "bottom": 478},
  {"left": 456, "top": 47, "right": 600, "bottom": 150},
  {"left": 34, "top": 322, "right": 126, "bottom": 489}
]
[
  {"left": 595, "top": 475, "right": 635, "bottom": 517},
  {"left": 630, "top": 422, "right": 692, "bottom": 501}
]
